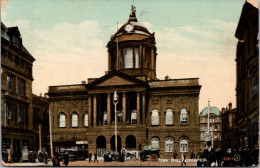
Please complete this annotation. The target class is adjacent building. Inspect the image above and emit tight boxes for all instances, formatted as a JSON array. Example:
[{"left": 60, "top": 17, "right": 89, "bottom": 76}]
[
  {"left": 220, "top": 102, "right": 237, "bottom": 149},
  {"left": 48, "top": 6, "right": 201, "bottom": 159},
  {"left": 1, "top": 22, "right": 49, "bottom": 163},
  {"left": 199, "top": 106, "right": 222, "bottom": 149},
  {"left": 235, "top": 1, "right": 259, "bottom": 149}
]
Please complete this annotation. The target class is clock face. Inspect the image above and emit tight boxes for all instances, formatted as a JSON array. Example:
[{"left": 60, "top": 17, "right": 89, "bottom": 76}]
[{"left": 125, "top": 24, "right": 134, "bottom": 32}]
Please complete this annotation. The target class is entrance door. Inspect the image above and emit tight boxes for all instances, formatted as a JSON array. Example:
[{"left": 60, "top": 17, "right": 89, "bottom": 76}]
[
  {"left": 110, "top": 135, "right": 122, "bottom": 153},
  {"left": 13, "top": 139, "right": 20, "bottom": 163}
]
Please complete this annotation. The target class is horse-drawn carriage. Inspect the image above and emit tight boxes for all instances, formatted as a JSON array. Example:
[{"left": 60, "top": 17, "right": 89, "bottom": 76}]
[{"left": 140, "top": 146, "right": 160, "bottom": 161}]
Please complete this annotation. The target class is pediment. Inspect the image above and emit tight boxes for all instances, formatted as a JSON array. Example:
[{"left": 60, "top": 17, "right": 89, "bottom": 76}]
[{"left": 96, "top": 75, "right": 138, "bottom": 87}]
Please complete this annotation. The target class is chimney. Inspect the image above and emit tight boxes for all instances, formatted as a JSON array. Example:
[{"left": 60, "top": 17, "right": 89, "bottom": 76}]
[
  {"left": 165, "top": 75, "right": 169, "bottom": 80},
  {"left": 228, "top": 102, "right": 232, "bottom": 110},
  {"left": 222, "top": 107, "right": 225, "bottom": 113},
  {"left": 81, "top": 81, "right": 86, "bottom": 84}
]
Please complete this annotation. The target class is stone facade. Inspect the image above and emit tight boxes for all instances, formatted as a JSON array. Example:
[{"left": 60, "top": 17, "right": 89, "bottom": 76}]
[
  {"left": 48, "top": 6, "right": 201, "bottom": 159},
  {"left": 220, "top": 102, "right": 237, "bottom": 149},
  {"left": 199, "top": 106, "right": 222, "bottom": 150},
  {"left": 1, "top": 22, "right": 49, "bottom": 163},
  {"left": 235, "top": 1, "right": 259, "bottom": 149}
]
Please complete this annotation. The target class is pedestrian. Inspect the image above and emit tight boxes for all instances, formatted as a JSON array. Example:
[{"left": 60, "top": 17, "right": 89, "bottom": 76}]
[
  {"left": 89, "top": 153, "right": 93, "bottom": 163},
  {"left": 173, "top": 150, "right": 178, "bottom": 160},
  {"left": 181, "top": 154, "right": 186, "bottom": 166},
  {"left": 222, "top": 148, "right": 235, "bottom": 167},
  {"left": 197, "top": 149, "right": 202, "bottom": 167},
  {"left": 94, "top": 153, "right": 98, "bottom": 163},
  {"left": 52, "top": 152, "right": 61, "bottom": 167},
  {"left": 203, "top": 141, "right": 215, "bottom": 167},
  {"left": 44, "top": 151, "right": 48, "bottom": 164},
  {"left": 190, "top": 150, "right": 194, "bottom": 159},
  {"left": 63, "top": 151, "right": 69, "bottom": 166}
]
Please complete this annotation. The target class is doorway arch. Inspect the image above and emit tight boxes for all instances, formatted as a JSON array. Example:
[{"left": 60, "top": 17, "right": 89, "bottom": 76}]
[{"left": 110, "top": 135, "right": 122, "bottom": 152}]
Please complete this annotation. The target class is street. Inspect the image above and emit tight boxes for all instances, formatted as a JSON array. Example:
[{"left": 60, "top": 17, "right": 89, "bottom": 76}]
[{"left": 11, "top": 159, "right": 197, "bottom": 167}]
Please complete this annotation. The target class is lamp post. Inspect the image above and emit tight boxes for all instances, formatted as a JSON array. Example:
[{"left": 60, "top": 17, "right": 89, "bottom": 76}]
[{"left": 113, "top": 91, "right": 118, "bottom": 155}]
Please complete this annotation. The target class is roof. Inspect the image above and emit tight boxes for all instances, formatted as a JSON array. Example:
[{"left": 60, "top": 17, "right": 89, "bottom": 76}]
[
  {"left": 199, "top": 106, "right": 220, "bottom": 117},
  {"left": 112, "top": 5, "right": 153, "bottom": 39}
]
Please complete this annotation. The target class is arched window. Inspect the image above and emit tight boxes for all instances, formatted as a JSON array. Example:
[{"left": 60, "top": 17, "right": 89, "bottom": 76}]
[
  {"left": 165, "top": 137, "right": 173, "bottom": 152},
  {"left": 180, "top": 138, "right": 188, "bottom": 152},
  {"left": 151, "top": 137, "right": 159, "bottom": 149},
  {"left": 124, "top": 47, "right": 133, "bottom": 68},
  {"left": 59, "top": 113, "right": 66, "bottom": 128},
  {"left": 131, "top": 110, "right": 137, "bottom": 124},
  {"left": 180, "top": 108, "right": 187, "bottom": 124},
  {"left": 84, "top": 112, "right": 88, "bottom": 127},
  {"left": 72, "top": 112, "right": 78, "bottom": 127},
  {"left": 165, "top": 109, "right": 173, "bottom": 125},
  {"left": 103, "top": 111, "right": 107, "bottom": 125},
  {"left": 151, "top": 109, "right": 159, "bottom": 125}
]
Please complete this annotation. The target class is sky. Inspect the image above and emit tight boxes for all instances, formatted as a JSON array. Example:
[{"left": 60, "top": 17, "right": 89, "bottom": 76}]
[{"left": 1, "top": 0, "right": 246, "bottom": 112}]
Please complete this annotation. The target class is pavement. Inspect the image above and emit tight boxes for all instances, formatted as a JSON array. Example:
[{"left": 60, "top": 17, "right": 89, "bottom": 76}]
[{"left": 7, "top": 159, "right": 198, "bottom": 167}]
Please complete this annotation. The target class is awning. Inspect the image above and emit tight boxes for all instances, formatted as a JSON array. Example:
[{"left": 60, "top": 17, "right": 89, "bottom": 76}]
[{"left": 76, "top": 141, "right": 88, "bottom": 145}]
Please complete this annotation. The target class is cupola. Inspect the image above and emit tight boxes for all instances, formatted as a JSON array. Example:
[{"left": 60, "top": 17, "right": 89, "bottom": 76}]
[{"left": 107, "top": 5, "right": 157, "bottom": 80}]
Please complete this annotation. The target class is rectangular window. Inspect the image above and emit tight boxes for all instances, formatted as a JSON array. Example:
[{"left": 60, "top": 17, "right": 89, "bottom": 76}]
[
  {"left": 135, "top": 47, "right": 139, "bottom": 68},
  {"left": 215, "top": 126, "right": 218, "bottom": 131},
  {"left": 124, "top": 47, "right": 133, "bottom": 68},
  {"left": 6, "top": 103, "right": 12, "bottom": 126},
  {"left": 6, "top": 75, "right": 12, "bottom": 91},
  {"left": 17, "top": 78, "right": 25, "bottom": 96},
  {"left": 18, "top": 107, "right": 24, "bottom": 128},
  {"left": 84, "top": 114, "right": 88, "bottom": 127}
]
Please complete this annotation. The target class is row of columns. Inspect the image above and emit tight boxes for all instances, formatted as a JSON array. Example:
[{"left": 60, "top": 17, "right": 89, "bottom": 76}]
[
  {"left": 108, "top": 45, "right": 155, "bottom": 71},
  {"left": 88, "top": 92, "right": 146, "bottom": 127}
]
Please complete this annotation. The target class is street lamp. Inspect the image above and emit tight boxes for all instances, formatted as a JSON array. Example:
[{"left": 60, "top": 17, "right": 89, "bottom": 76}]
[{"left": 113, "top": 91, "right": 118, "bottom": 155}]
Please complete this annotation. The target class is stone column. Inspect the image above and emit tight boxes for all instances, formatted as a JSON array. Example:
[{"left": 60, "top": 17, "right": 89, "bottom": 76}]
[
  {"left": 137, "top": 92, "right": 140, "bottom": 125},
  {"left": 108, "top": 50, "right": 111, "bottom": 71},
  {"left": 151, "top": 48, "right": 154, "bottom": 70},
  {"left": 107, "top": 93, "right": 111, "bottom": 126},
  {"left": 88, "top": 96, "right": 92, "bottom": 127},
  {"left": 122, "top": 92, "right": 126, "bottom": 126},
  {"left": 93, "top": 95, "right": 97, "bottom": 127},
  {"left": 4, "top": 99, "right": 7, "bottom": 127},
  {"left": 139, "top": 46, "right": 142, "bottom": 68},
  {"left": 142, "top": 93, "right": 146, "bottom": 125},
  {"left": 142, "top": 46, "right": 146, "bottom": 68},
  {"left": 106, "top": 139, "right": 111, "bottom": 150}
]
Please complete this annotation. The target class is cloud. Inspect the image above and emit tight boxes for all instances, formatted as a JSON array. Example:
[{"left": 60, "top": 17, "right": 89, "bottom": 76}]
[{"left": 5, "top": 20, "right": 107, "bottom": 95}]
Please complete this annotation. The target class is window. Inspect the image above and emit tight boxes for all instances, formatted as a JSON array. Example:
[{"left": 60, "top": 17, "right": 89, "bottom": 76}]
[
  {"left": 131, "top": 110, "right": 137, "bottom": 124},
  {"left": 209, "top": 119, "right": 214, "bottom": 123},
  {"left": 151, "top": 137, "right": 159, "bottom": 149},
  {"left": 84, "top": 112, "right": 88, "bottom": 127},
  {"left": 72, "top": 112, "right": 78, "bottom": 127},
  {"left": 18, "top": 107, "right": 24, "bottom": 128},
  {"left": 165, "top": 137, "right": 173, "bottom": 152},
  {"left": 6, "top": 74, "right": 12, "bottom": 91},
  {"left": 59, "top": 113, "right": 66, "bottom": 128},
  {"left": 17, "top": 78, "right": 25, "bottom": 96},
  {"left": 214, "top": 134, "right": 218, "bottom": 140},
  {"left": 215, "top": 126, "right": 218, "bottom": 131},
  {"left": 165, "top": 109, "right": 173, "bottom": 125},
  {"left": 151, "top": 109, "right": 159, "bottom": 125},
  {"left": 117, "top": 110, "right": 122, "bottom": 125},
  {"left": 6, "top": 103, "right": 12, "bottom": 126},
  {"left": 135, "top": 47, "right": 139, "bottom": 68},
  {"left": 180, "top": 108, "right": 187, "bottom": 124},
  {"left": 180, "top": 138, "right": 188, "bottom": 152},
  {"left": 252, "top": 77, "right": 259, "bottom": 97},
  {"left": 124, "top": 47, "right": 133, "bottom": 68},
  {"left": 103, "top": 111, "right": 107, "bottom": 125}
]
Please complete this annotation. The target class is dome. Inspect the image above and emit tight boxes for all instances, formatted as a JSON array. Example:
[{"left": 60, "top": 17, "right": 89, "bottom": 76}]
[
  {"left": 199, "top": 106, "right": 220, "bottom": 117},
  {"left": 111, "top": 5, "right": 154, "bottom": 40}
]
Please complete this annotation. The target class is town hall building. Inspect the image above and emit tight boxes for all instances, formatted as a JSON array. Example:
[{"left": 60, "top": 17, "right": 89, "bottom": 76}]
[{"left": 48, "top": 6, "right": 201, "bottom": 159}]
